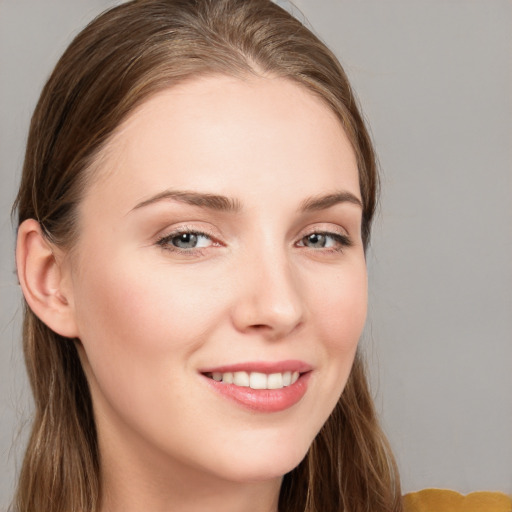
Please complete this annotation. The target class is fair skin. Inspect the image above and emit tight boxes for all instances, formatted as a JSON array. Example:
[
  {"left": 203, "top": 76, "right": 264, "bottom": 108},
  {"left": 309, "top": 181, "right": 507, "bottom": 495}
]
[{"left": 17, "top": 75, "right": 367, "bottom": 512}]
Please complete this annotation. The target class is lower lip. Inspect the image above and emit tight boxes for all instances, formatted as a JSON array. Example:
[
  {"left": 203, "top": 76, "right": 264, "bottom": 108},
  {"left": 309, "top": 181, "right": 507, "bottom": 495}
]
[{"left": 201, "top": 372, "right": 311, "bottom": 413}]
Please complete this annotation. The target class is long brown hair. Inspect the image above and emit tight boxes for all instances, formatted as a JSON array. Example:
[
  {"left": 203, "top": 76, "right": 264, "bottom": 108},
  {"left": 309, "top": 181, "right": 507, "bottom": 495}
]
[{"left": 12, "top": 1, "right": 402, "bottom": 510}]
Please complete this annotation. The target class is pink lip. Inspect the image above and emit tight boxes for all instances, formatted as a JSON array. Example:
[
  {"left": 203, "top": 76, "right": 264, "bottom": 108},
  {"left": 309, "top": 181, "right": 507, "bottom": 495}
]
[
  {"left": 199, "top": 360, "right": 313, "bottom": 413},
  {"left": 199, "top": 359, "right": 313, "bottom": 374}
]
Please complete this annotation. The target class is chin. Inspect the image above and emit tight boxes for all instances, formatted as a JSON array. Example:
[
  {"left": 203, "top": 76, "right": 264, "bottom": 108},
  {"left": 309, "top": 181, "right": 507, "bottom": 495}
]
[{"left": 208, "top": 436, "right": 312, "bottom": 484}]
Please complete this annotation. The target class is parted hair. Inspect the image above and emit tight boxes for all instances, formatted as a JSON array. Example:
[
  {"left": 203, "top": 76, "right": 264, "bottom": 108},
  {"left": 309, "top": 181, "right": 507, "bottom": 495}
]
[{"left": 12, "top": 1, "right": 402, "bottom": 511}]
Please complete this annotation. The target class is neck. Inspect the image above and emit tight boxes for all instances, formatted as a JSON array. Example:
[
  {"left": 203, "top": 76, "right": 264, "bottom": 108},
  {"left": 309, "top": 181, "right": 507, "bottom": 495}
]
[{"left": 101, "top": 477, "right": 281, "bottom": 512}]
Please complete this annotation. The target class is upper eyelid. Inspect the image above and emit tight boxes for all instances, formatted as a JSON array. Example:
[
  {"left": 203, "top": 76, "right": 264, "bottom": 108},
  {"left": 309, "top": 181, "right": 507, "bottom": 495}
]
[
  {"left": 156, "top": 225, "right": 218, "bottom": 240},
  {"left": 155, "top": 223, "right": 350, "bottom": 239},
  {"left": 299, "top": 229, "right": 348, "bottom": 239},
  {"left": 155, "top": 229, "right": 351, "bottom": 254},
  {"left": 301, "top": 225, "right": 346, "bottom": 235},
  {"left": 298, "top": 224, "right": 351, "bottom": 239}
]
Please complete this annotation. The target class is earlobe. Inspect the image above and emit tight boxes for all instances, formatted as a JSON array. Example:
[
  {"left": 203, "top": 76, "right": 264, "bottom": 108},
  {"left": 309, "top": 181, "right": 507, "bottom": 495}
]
[{"left": 16, "top": 219, "right": 79, "bottom": 338}]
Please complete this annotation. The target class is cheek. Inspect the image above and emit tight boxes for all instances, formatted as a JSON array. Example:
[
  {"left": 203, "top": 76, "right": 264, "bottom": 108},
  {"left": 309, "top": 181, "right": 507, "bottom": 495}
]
[
  {"left": 70, "top": 254, "right": 233, "bottom": 435},
  {"left": 74, "top": 256, "right": 224, "bottom": 360},
  {"left": 308, "top": 259, "right": 368, "bottom": 353},
  {"left": 305, "top": 257, "right": 367, "bottom": 410},
  {"left": 71, "top": 255, "right": 229, "bottom": 431},
  {"left": 290, "top": 258, "right": 367, "bottom": 446}
]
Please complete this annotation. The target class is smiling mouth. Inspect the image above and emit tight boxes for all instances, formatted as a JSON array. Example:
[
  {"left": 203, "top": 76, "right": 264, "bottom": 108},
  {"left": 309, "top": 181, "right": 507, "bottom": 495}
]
[
  {"left": 200, "top": 363, "right": 312, "bottom": 412},
  {"left": 203, "top": 370, "right": 302, "bottom": 390}
]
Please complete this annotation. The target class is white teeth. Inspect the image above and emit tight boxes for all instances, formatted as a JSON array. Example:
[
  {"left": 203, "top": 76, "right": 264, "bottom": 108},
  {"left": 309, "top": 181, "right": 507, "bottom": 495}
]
[
  {"left": 249, "top": 372, "right": 267, "bottom": 389},
  {"left": 208, "top": 370, "right": 302, "bottom": 389},
  {"left": 267, "top": 373, "right": 283, "bottom": 389},
  {"left": 233, "top": 371, "right": 250, "bottom": 387}
]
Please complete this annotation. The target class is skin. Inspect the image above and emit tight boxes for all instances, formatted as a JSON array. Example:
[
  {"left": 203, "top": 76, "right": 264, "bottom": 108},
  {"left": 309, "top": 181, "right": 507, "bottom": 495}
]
[{"left": 18, "top": 75, "right": 367, "bottom": 512}]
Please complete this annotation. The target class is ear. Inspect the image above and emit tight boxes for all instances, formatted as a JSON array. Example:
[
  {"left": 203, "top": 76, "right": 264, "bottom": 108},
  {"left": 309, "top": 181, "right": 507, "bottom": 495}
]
[{"left": 16, "top": 219, "right": 79, "bottom": 338}]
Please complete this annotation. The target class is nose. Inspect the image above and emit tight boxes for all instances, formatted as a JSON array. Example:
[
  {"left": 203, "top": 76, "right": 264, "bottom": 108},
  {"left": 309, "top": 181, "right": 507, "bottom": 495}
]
[{"left": 230, "top": 247, "right": 305, "bottom": 340}]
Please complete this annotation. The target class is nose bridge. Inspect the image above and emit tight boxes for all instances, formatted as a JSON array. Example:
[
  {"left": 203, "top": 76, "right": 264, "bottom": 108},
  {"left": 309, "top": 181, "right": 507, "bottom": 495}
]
[{"left": 231, "top": 233, "right": 305, "bottom": 338}]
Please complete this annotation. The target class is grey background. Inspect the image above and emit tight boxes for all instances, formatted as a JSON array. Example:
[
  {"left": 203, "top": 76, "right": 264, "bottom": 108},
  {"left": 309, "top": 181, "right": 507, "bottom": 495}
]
[{"left": 1, "top": 0, "right": 511, "bottom": 506}]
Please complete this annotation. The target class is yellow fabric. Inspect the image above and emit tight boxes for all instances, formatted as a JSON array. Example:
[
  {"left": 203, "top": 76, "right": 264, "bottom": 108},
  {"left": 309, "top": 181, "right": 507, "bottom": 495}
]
[{"left": 403, "top": 489, "right": 512, "bottom": 512}]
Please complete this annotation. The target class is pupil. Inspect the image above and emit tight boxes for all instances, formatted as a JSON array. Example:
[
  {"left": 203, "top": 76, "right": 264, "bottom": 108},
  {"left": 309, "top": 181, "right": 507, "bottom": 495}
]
[
  {"left": 308, "top": 234, "right": 325, "bottom": 247},
  {"left": 173, "top": 233, "right": 197, "bottom": 248}
]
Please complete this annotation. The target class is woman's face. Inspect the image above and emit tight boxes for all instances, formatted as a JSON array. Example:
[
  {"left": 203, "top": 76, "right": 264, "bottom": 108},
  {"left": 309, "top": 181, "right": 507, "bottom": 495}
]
[{"left": 66, "top": 75, "right": 367, "bottom": 486}]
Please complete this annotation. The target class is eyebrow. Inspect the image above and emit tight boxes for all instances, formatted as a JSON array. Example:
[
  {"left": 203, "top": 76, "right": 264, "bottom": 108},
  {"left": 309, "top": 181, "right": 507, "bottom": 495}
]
[
  {"left": 131, "top": 190, "right": 242, "bottom": 213},
  {"left": 298, "top": 191, "right": 363, "bottom": 212},
  {"left": 130, "top": 189, "right": 363, "bottom": 214}
]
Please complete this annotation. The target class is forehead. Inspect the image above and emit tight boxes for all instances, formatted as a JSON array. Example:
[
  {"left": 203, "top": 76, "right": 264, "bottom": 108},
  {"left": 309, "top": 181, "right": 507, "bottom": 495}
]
[{"left": 83, "top": 75, "right": 360, "bottom": 214}]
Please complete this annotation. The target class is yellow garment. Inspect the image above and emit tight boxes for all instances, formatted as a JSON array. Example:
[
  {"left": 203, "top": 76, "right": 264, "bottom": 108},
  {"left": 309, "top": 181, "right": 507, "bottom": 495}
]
[{"left": 403, "top": 489, "right": 512, "bottom": 512}]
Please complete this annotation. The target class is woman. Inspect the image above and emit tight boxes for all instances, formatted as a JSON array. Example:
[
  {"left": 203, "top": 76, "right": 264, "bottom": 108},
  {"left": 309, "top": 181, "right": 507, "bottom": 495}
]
[{"left": 12, "top": 0, "right": 402, "bottom": 510}]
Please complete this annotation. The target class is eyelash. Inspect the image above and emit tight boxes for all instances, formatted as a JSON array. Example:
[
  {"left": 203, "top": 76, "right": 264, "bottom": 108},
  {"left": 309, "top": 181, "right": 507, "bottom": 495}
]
[
  {"left": 155, "top": 228, "right": 352, "bottom": 256},
  {"left": 297, "top": 231, "right": 352, "bottom": 253},
  {"left": 156, "top": 227, "right": 217, "bottom": 256}
]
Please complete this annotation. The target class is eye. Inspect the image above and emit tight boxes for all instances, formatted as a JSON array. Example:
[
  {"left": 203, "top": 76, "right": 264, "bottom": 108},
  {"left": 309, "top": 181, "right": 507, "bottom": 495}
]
[
  {"left": 157, "top": 230, "right": 214, "bottom": 251},
  {"left": 297, "top": 231, "right": 351, "bottom": 251}
]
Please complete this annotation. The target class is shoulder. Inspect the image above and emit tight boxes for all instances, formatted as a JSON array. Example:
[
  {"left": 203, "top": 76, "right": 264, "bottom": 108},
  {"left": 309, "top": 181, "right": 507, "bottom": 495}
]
[{"left": 403, "top": 488, "right": 512, "bottom": 512}]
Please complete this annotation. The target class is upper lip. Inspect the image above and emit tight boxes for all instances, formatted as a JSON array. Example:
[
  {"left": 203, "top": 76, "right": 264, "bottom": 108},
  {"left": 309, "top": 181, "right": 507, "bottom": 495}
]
[{"left": 199, "top": 360, "right": 313, "bottom": 374}]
